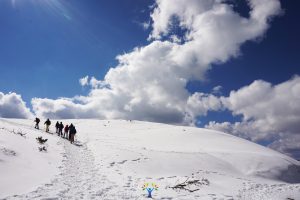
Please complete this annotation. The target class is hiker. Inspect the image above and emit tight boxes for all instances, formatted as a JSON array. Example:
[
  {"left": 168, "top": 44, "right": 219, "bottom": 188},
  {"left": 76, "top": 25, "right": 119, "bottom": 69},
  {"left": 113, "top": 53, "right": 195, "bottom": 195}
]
[
  {"left": 69, "top": 124, "right": 77, "bottom": 144},
  {"left": 68, "top": 123, "right": 74, "bottom": 141},
  {"left": 34, "top": 117, "right": 40, "bottom": 129},
  {"left": 64, "top": 124, "right": 69, "bottom": 139},
  {"left": 55, "top": 121, "right": 60, "bottom": 134},
  {"left": 44, "top": 119, "right": 51, "bottom": 132},
  {"left": 58, "top": 122, "right": 64, "bottom": 137}
]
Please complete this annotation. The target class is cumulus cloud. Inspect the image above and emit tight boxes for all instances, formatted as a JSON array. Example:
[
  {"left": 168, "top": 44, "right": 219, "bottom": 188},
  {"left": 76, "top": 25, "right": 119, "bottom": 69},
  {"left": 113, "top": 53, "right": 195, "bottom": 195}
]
[
  {"left": 141, "top": 21, "right": 151, "bottom": 30},
  {"left": 79, "top": 76, "right": 108, "bottom": 89},
  {"left": 31, "top": 97, "right": 100, "bottom": 119},
  {"left": 79, "top": 76, "right": 89, "bottom": 87},
  {"left": 31, "top": 0, "right": 281, "bottom": 125},
  {"left": 186, "top": 93, "right": 223, "bottom": 124},
  {"left": 206, "top": 76, "right": 300, "bottom": 159},
  {"left": 212, "top": 85, "right": 223, "bottom": 95},
  {"left": 89, "top": 77, "right": 108, "bottom": 89},
  {"left": 0, "top": 92, "right": 33, "bottom": 119}
]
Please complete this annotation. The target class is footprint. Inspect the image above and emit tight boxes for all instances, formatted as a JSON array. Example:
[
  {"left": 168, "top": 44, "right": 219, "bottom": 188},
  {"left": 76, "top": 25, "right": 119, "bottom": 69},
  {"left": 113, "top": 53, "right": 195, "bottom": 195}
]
[
  {"left": 118, "top": 160, "right": 127, "bottom": 164},
  {"left": 1, "top": 148, "right": 17, "bottom": 156},
  {"left": 131, "top": 158, "right": 141, "bottom": 162}
]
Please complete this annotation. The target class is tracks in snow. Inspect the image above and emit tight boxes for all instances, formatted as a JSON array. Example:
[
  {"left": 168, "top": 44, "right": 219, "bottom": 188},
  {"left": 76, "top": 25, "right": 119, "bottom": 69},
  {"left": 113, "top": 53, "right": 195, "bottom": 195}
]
[
  {"left": 237, "top": 181, "right": 300, "bottom": 200},
  {"left": 4, "top": 139, "right": 120, "bottom": 200}
]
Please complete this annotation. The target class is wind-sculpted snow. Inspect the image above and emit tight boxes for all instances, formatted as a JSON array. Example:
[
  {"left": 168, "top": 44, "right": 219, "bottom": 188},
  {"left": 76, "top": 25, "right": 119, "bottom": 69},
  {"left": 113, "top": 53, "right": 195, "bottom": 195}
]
[{"left": 1, "top": 119, "right": 299, "bottom": 199}]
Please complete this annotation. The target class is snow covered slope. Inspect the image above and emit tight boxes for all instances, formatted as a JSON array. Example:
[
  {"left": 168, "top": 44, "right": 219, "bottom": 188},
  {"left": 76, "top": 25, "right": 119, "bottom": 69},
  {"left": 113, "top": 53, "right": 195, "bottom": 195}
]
[
  {"left": 1, "top": 118, "right": 299, "bottom": 199},
  {"left": 0, "top": 119, "right": 63, "bottom": 198}
]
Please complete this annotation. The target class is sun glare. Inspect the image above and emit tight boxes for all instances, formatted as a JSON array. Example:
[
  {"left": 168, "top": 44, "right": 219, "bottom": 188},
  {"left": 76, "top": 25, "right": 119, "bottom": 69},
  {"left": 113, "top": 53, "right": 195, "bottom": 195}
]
[
  {"left": 11, "top": 0, "right": 16, "bottom": 7},
  {"left": 10, "top": 0, "right": 72, "bottom": 20}
]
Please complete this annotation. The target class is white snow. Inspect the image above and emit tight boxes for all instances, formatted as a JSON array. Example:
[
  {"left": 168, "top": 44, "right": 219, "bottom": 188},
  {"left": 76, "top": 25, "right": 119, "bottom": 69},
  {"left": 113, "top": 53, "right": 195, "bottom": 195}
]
[
  {"left": 0, "top": 119, "right": 63, "bottom": 197},
  {"left": 0, "top": 118, "right": 299, "bottom": 200}
]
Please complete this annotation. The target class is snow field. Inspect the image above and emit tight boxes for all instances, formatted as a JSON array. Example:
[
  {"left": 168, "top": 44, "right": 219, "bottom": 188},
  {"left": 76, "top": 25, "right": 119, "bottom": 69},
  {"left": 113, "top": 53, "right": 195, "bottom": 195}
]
[{"left": 1, "top": 118, "right": 300, "bottom": 199}]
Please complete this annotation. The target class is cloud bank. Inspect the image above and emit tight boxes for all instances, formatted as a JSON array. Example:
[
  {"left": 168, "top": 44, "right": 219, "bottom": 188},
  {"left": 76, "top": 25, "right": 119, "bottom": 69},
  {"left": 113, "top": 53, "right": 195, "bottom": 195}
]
[
  {"left": 31, "top": 0, "right": 282, "bottom": 124},
  {"left": 0, "top": 92, "right": 33, "bottom": 119},
  {"left": 206, "top": 76, "right": 300, "bottom": 159}
]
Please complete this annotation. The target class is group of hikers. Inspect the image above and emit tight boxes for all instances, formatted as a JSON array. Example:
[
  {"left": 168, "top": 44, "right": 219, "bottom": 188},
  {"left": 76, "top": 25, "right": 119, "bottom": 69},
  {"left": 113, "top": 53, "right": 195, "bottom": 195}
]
[{"left": 34, "top": 118, "right": 77, "bottom": 144}]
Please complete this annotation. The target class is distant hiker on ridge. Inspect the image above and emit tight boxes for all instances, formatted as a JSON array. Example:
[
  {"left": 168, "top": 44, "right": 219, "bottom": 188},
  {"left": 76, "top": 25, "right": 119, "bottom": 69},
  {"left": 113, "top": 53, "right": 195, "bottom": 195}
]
[
  {"left": 58, "top": 122, "right": 64, "bottom": 137},
  {"left": 55, "top": 121, "right": 60, "bottom": 134},
  {"left": 34, "top": 117, "right": 40, "bottom": 129},
  {"left": 44, "top": 119, "right": 51, "bottom": 133},
  {"left": 64, "top": 124, "right": 69, "bottom": 139}
]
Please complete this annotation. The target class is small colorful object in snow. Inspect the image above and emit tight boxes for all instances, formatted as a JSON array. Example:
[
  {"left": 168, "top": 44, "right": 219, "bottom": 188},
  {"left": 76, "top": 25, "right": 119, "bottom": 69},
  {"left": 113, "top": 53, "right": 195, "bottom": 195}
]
[{"left": 142, "top": 182, "right": 158, "bottom": 198}]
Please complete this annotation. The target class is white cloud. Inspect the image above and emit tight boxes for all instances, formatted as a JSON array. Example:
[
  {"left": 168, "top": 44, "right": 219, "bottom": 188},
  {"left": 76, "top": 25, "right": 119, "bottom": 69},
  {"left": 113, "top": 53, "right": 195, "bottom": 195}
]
[
  {"left": 79, "top": 76, "right": 109, "bottom": 89},
  {"left": 89, "top": 77, "right": 108, "bottom": 89},
  {"left": 79, "top": 76, "right": 89, "bottom": 87},
  {"left": 212, "top": 85, "right": 222, "bottom": 95},
  {"left": 31, "top": 0, "right": 281, "bottom": 125},
  {"left": 206, "top": 76, "right": 300, "bottom": 159},
  {"left": 142, "top": 21, "right": 151, "bottom": 30},
  {"left": 186, "top": 93, "right": 222, "bottom": 124},
  {"left": 0, "top": 92, "right": 33, "bottom": 119},
  {"left": 222, "top": 76, "right": 300, "bottom": 135}
]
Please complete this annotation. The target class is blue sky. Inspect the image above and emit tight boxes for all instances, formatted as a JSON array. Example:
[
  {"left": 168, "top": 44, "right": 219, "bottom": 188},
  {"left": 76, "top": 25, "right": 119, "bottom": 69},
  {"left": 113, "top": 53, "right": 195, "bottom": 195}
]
[
  {"left": 0, "top": 0, "right": 151, "bottom": 101},
  {"left": 0, "top": 0, "right": 300, "bottom": 158}
]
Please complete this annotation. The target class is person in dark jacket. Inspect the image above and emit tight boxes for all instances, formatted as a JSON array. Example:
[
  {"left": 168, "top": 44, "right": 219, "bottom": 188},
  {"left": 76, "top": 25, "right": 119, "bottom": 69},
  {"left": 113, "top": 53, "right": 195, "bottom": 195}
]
[
  {"left": 44, "top": 119, "right": 51, "bottom": 132},
  {"left": 34, "top": 117, "right": 40, "bottom": 129},
  {"left": 55, "top": 121, "right": 60, "bottom": 134},
  {"left": 68, "top": 123, "right": 74, "bottom": 141},
  {"left": 64, "top": 124, "right": 69, "bottom": 139},
  {"left": 69, "top": 124, "right": 77, "bottom": 144},
  {"left": 58, "top": 122, "right": 64, "bottom": 137}
]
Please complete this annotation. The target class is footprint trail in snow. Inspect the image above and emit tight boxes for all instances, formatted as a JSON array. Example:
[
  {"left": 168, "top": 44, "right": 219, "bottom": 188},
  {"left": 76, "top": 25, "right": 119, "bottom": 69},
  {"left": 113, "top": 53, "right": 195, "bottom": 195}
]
[{"left": 5, "top": 140, "right": 127, "bottom": 200}]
